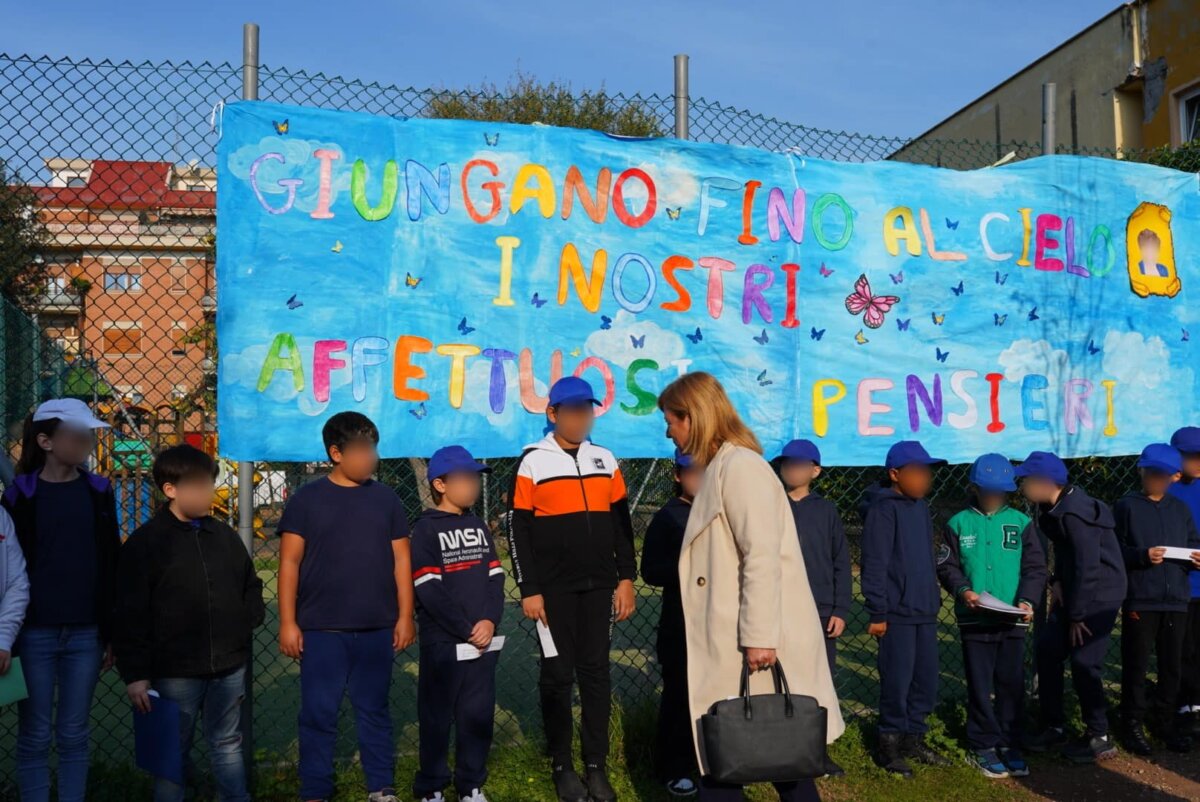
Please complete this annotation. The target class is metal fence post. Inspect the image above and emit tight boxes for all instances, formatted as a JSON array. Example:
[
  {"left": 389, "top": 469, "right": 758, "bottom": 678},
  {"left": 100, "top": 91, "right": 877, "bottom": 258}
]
[
  {"left": 1042, "top": 82, "right": 1056, "bottom": 156},
  {"left": 673, "top": 54, "right": 689, "bottom": 140},
  {"left": 238, "top": 20, "right": 259, "bottom": 786}
]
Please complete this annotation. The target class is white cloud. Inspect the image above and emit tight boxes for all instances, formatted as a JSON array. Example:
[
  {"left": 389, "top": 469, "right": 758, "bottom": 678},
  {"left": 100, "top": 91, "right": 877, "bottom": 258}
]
[
  {"left": 226, "top": 135, "right": 350, "bottom": 214},
  {"left": 584, "top": 310, "right": 685, "bottom": 369},
  {"left": 997, "top": 339, "right": 1071, "bottom": 385},
  {"left": 1102, "top": 330, "right": 1170, "bottom": 389}
]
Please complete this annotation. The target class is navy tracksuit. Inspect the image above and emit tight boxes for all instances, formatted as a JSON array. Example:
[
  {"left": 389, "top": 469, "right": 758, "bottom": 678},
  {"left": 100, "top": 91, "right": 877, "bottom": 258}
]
[
  {"left": 1115, "top": 492, "right": 1200, "bottom": 727},
  {"left": 788, "top": 493, "right": 852, "bottom": 676},
  {"left": 1168, "top": 479, "right": 1200, "bottom": 712},
  {"left": 410, "top": 509, "right": 506, "bottom": 798},
  {"left": 1034, "top": 486, "right": 1127, "bottom": 736},
  {"left": 859, "top": 483, "right": 941, "bottom": 735}
]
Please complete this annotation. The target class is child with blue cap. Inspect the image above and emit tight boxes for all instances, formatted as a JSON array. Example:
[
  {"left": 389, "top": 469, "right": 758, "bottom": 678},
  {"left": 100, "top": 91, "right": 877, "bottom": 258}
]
[
  {"left": 1114, "top": 443, "right": 1200, "bottom": 756},
  {"left": 1167, "top": 426, "right": 1200, "bottom": 736},
  {"left": 1016, "top": 451, "right": 1127, "bottom": 764},
  {"left": 859, "top": 440, "right": 949, "bottom": 776},
  {"left": 640, "top": 448, "right": 704, "bottom": 797},
  {"left": 937, "top": 454, "right": 1046, "bottom": 779}
]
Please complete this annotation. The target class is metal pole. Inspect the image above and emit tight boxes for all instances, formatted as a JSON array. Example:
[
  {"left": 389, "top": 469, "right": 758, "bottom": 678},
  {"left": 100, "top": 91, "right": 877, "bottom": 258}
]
[
  {"left": 1041, "top": 82, "right": 1056, "bottom": 156},
  {"left": 242, "top": 23, "right": 259, "bottom": 105},
  {"left": 673, "top": 54, "right": 689, "bottom": 140}
]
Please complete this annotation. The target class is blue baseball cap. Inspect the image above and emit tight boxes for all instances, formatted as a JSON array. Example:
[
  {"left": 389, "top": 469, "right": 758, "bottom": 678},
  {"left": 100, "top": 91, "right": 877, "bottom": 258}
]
[
  {"left": 1013, "top": 451, "right": 1068, "bottom": 485},
  {"left": 969, "top": 453, "right": 1017, "bottom": 493},
  {"left": 674, "top": 448, "right": 693, "bottom": 468},
  {"left": 779, "top": 439, "right": 822, "bottom": 465},
  {"left": 885, "top": 441, "right": 946, "bottom": 470},
  {"left": 1170, "top": 426, "right": 1200, "bottom": 454},
  {"left": 428, "top": 445, "right": 491, "bottom": 480},
  {"left": 1138, "top": 443, "right": 1182, "bottom": 475},
  {"left": 548, "top": 376, "right": 600, "bottom": 408}
]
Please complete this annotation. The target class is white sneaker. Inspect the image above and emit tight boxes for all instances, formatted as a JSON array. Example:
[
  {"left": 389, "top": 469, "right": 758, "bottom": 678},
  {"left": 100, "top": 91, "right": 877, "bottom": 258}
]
[
  {"left": 368, "top": 791, "right": 401, "bottom": 802},
  {"left": 666, "top": 777, "right": 697, "bottom": 797},
  {"left": 417, "top": 793, "right": 444, "bottom": 802},
  {"left": 462, "top": 790, "right": 489, "bottom": 802}
]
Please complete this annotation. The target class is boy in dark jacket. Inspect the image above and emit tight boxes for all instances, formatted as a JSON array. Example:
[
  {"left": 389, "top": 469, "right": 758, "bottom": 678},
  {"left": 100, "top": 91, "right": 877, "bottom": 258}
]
[
  {"left": 1115, "top": 443, "right": 1200, "bottom": 755},
  {"left": 114, "top": 444, "right": 265, "bottom": 802},
  {"left": 938, "top": 454, "right": 1046, "bottom": 779},
  {"left": 1168, "top": 426, "right": 1200, "bottom": 737},
  {"left": 509, "top": 376, "right": 637, "bottom": 802},
  {"left": 640, "top": 449, "right": 703, "bottom": 797},
  {"left": 411, "top": 445, "right": 505, "bottom": 802},
  {"left": 860, "top": 440, "right": 949, "bottom": 777},
  {"left": 1017, "top": 451, "right": 1127, "bottom": 764}
]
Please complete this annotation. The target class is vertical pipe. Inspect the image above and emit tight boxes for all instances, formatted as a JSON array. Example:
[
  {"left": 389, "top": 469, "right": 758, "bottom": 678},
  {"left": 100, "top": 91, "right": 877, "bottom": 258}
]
[
  {"left": 1041, "top": 82, "right": 1056, "bottom": 157},
  {"left": 242, "top": 23, "right": 259, "bottom": 105},
  {"left": 673, "top": 54, "right": 689, "bottom": 140}
]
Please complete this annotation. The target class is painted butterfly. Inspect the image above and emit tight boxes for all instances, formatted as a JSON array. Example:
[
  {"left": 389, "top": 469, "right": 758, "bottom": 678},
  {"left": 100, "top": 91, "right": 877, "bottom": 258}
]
[
  {"left": 896, "top": 318, "right": 911, "bottom": 332},
  {"left": 889, "top": 271, "right": 904, "bottom": 285},
  {"left": 686, "top": 327, "right": 703, "bottom": 344},
  {"left": 600, "top": 315, "right": 612, "bottom": 330},
  {"left": 753, "top": 329, "right": 769, "bottom": 345},
  {"left": 994, "top": 313, "right": 1008, "bottom": 327},
  {"left": 950, "top": 280, "right": 965, "bottom": 296},
  {"left": 936, "top": 347, "right": 950, "bottom": 363},
  {"left": 405, "top": 272, "right": 422, "bottom": 288},
  {"left": 995, "top": 271, "right": 1008, "bottom": 285},
  {"left": 945, "top": 218, "right": 959, "bottom": 230},
  {"left": 819, "top": 263, "right": 834, "bottom": 278},
  {"left": 844, "top": 273, "right": 900, "bottom": 329},
  {"left": 458, "top": 316, "right": 476, "bottom": 335},
  {"left": 854, "top": 329, "right": 869, "bottom": 345},
  {"left": 409, "top": 403, "right": 428, "bottom": 420},
  {"left": 1028, "top": 307, "right": 1040, "bottom": 321},
  {"left": 931, "top": 312, "right": 946, "bottom": 326},
  {"left": 484, "top": 132, "right": 499, "bottom": 147},
  {"left": 285, "top": 293, "right": 303, "bottom": 310},
  {"left": 272, "top": 119, "right": 289, "bottom": 135},
  {"left": 630, "top": 334, "right": 646, "bottom": 349},
  {"left": 756, "top": 369, "right": 773, "bottom": 387},
  {"left": 810, "top": 327, "right": 825, "bottom": 341},
  {"left": 665, "top": 207, "right": 681, "bottom": 220},
  {"left": 531, "top": 292, "right": 548, "bottom": 308}
]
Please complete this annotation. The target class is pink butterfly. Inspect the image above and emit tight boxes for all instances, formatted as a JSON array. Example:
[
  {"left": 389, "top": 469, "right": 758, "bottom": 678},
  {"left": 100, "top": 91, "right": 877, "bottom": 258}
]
[{"left": 844, "top": 273, "right": 900, "bottom": 329}]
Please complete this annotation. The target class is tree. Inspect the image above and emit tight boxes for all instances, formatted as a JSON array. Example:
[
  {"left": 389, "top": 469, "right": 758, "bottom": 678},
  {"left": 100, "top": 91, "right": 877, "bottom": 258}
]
[
  {"left": 426, "top": 73, "right": 663, "bottom": 137},
  {"left": 1145, "top": 139, "right": 1200, "bottom": 172},
  {"left": 0, "top": 160, "right": 51, "bottom": 308}
]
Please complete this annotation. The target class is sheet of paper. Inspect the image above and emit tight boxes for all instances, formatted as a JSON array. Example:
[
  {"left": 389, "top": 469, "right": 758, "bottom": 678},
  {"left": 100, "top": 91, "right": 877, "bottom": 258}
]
[
  {"left": 536, "top": 620, "right": 558, "bottom": 658},
  {"left": 976, "top": 592, "right": 1028, "bottom": 617},
  {"left": 455, "top": 635, "right": 506, "bottom": 661},
  {"left": 0, "top": 657, "right": 28, "bottom": 706},
  {"left": 1160, "top": 546, "right": 1199, "bottom": 562}
]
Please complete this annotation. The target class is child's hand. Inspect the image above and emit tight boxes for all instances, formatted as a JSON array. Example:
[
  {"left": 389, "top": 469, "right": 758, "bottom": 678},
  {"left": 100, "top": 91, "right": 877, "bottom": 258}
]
[
  {"left": 613, "top": 580, "right": 636, "bottom": 622},
  {"left": 1069, "top": 619, "right": 1092, "bottom": 648},
  {"left": 1148, "top": 547, "right": 1167, "bottom": 565},
  {"left": 1192, "top": 551, "right": 1200, "bottom": 569},
  {"left": 0, "top": 649, "right": 10, "bottom": 675},
  {"left": 961, "top": 590, "right": 981, "bottom": 609},
  {"left": 279, "top": 622, "right": 304, "bottom": 659},
  {"left": 868, "top": 621, "right": 888, "bottom": 638},
  {"left": 522, "top": 594, "right": 548, "bottom": 625},
  {"left": 101, "top": 644, "right": 114, "bottom": 673},
  {"left": 126, "top": 680, "right": 152, "bottom": 714},
  {"left": 393, "top": 617, "right": 417, "bottom": 652},
  {"left": 1018, "top": 601, "right": 1034, "bottom": 621},
  {"left": 469, "top": 620, "right": 496, "bottom": 649},
  {"left": 825, "top": 616, "right": 846, "bottom": 639}
]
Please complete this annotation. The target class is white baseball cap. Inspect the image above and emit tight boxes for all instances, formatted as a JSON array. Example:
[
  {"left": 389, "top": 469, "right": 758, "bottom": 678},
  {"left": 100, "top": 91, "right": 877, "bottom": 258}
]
[{"left": 32, "top": 398, "right": 110, "bottom": 430}]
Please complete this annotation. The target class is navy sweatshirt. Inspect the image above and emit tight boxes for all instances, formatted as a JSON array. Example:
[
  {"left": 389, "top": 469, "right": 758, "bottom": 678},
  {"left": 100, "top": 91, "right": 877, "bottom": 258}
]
[
  {"left": 1036, "top": 486, "right": 1127, "bottom": 622},
  {"left": 410, "top": 509, "right": 506, "bottom": 644},
  {"left": 639, "top": 497, "right": 690, "bottom": 652},
  {"left": 789, "top": 493, "right": 852, "bottom": 620},
  {"left": 1114, "top": 492, "right": 1200, "bottom": 612},
  {"left": 859, "top": 482, "right": 941, "bottom": 625}
]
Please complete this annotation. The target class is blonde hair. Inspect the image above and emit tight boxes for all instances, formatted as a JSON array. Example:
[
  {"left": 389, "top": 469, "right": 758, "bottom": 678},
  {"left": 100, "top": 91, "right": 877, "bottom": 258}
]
[{"left": 657, "top": 372, "right": 761, "bottom": 465}]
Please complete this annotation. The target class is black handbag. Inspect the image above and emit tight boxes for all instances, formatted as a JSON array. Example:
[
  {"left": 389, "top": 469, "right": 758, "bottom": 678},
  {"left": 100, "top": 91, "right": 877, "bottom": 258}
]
[{"left": 699, "top": 660, "right": 828, "bottom": 784}]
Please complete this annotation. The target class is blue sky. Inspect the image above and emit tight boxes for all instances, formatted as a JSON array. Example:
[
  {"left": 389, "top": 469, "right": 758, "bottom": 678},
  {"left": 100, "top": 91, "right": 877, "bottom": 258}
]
[{"left": 4, "top": 0, "right": 1118, "bottom": 138}]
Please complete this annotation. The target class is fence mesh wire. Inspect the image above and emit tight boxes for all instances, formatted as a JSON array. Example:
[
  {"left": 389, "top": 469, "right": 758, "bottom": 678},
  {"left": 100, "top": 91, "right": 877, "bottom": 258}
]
[{"left": 0, "top": 51, "right": 1165, "bottom": 791}]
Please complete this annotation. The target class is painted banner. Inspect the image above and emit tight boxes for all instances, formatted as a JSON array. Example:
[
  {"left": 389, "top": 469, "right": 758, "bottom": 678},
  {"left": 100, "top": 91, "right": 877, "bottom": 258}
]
[{"left": 216, "top": 100, "right": 1199, "bottom": 463}]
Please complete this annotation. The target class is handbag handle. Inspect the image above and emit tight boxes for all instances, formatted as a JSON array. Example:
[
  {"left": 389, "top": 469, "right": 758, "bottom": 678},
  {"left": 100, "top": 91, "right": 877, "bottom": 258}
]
[{"left": 738, "top": 659, "right": 795, "bottom": 721}]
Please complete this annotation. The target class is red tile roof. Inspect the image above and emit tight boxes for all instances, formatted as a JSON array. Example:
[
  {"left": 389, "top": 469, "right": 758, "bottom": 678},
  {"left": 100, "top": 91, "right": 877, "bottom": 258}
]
[{"left": 35, "top": 160, "right": 215, "bottom": 211}]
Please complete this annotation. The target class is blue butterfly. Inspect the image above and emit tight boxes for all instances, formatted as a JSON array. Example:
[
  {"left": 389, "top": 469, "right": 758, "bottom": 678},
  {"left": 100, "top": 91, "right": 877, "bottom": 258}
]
[
  {"left": 1184, "top": 328, "right": 1191, "bottom": 343},
  {"left": 756, "top": 369, "right": 773, "bottom": 387},
  {"left": 994, "top": 313, "right": 1007, "bottom": 327},
  {"left": 409, "top": 403, "right": 427, "bottom": 420},
  {"left": 945, "top": 218, "right": 959, "bottom": 230},
  {"left": 483, "top": 132, "right": 499, "bottom": 147},
  {"left": 531, "top": 292, "right": 548, "bottom": 308},
  {"left": 950, "top": 280, "right": 965, "bottom": 296},
  {"left": 896, "top": 318, "right": 911, "bottom": 331},
  {"left": 457, "top": 316, "right": 475, "bottom": 335},
  {"left": 272, "top": 118, "right": 289, "bottom": 135},
  {"left": 995, "top": 271, "right": 1008, "bottom": 285},
  {"left": 935, "top": 347, "right": 950, "bottom": 363},
  {"left": 285, "top": 293, "right": 303, "bottom": 310},
  {"left": 1028, "top": 307, "right": 1040, "bottom": 321},
  {"left": 1087, "top": 339, "right": 1101, "bottom": 356},
  {"left": 889, "top": 271, "right": 904, "bottom": 285},
  {"left": 686, "top": 327, "right": 703, "bottom": 344},
  {"left": 753, "top": 329, "right": 769, "bottom": 345},
  {"left": 810, "top": 327, "right": 825, "bottom": 341},
  {"left": 600, "top": 315, "right": 612, "bottom": 330},
  {"left": 630, "top": 334, "right": 645, "bottom": 349}
]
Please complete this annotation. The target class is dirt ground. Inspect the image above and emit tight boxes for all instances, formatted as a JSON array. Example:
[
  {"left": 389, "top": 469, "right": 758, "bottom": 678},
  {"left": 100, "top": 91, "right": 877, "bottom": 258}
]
[{"left": 1010, "top": 749, "right": 1200, "bottom": 801}]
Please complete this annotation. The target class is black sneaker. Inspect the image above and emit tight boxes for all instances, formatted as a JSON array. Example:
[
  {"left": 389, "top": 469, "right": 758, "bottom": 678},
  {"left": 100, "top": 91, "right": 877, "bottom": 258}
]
[
  {"left": 1121, "top": 723, "right": 1153, "bottom": 756},
  {"left": 584, "top": 764, "right": 617, "bottom": 802},
  {"left": 1023, "top": 726, "right": 1067, "bottom": 753},
  {"left": 552, "top": 765, "right": 589, "bottom": 802},
  {"left": 1062, "top": 733, "right": 1117, "bottom": 764},
  {"left": 874, "top": 732, "right": 913, "bottom": 778},
  {"left": 824, "top": 754, "right": 846, "bottom": 778},
  {"left": 902, "top": 733, "right": 954, "bottom": 767}
]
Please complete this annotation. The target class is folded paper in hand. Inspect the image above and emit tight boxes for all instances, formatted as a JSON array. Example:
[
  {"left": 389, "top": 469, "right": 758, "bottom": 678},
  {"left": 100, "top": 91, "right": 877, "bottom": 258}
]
[
  {"left": 976, "top": 592, "right": 1028, "bottom": 617},
  {"left": 1160, "top": 546, "right": 1199, "bottom": 562},
  {"left": 456, "top": 635, "right": 506, "bottom": 661},
  {"left": 536, "top": 620, "right": 558, "bottom": 658}
]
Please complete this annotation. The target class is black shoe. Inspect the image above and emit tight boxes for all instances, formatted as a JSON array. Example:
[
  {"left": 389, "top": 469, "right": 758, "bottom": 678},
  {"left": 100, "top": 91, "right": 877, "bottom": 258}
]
[
  {"left": 874, "top": 732, "right": 913, "bottom": 778},
  {"left": 1023, "top": 726, "right": 1067, "bottom": 753},
  {"left": 1122, "top": 723, "right": 1153, "bottom": 756},
  {"left": 1062, "top": 733, "right": 1118, "bottom": 764},
  {"left": 824, "top": 754, "right": 846, "bottom": 778},
  {"left": 584, "top": 764, "right": 617, "bottom": 802},
  {"left": 902, "top": 733, "right": 954, "bottom": 767},
  {"left": 552, "top": 765, "right": 589, "bottom": 802}
]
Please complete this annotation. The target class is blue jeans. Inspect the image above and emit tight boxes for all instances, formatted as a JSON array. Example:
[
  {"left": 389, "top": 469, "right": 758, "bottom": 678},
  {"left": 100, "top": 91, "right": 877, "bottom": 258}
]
[
  {"left": 299, "top": 629, "right": 395, "bottom": 799},
  {"left": 152, "top": 666, "right": 249, "bottom": 802},
  {"left": 15, "top": 625, "right": 104, "bottom": 802}
]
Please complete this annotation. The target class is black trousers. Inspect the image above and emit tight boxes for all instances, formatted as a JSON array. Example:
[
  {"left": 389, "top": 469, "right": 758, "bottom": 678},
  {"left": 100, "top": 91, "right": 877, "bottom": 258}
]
[
  {"left": 414, "top": 641, "right": 498, "bottom": 797},
  {"left": 1177, "top": 600, "right": 1200, "bottom": 710},
  {"left": 961, "top": 634, "right": 1026, "bottom": 750},
  {"left": 539, "top": 588, "right": 613, "bottom": 766},
  {"left": 655, "top": 635, "right": 697, "bottom": 781},
  {"left": 819, "top": 616, "right": 837, "bottom": 679},
  {"left": 698, "top": 775, "right": 820, "bottom": 801},
  {"left": 1037, "top": 607, "right": 1118, "bottom": 736},
  {"left": 1121, "top": 609, "right": 1187, "bottom": 725}
]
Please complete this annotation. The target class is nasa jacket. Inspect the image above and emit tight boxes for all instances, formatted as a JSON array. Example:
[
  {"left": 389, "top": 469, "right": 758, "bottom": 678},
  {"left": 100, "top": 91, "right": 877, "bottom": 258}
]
[
  {"left": 1035, "top": 485, "right": 1127, "bottom": 621},
  {"left": 1114, "top": 491, "right": 1200, "bottom": 612},
  {"left": 508, "top": 434, "right": 637, "bottom": 597},
  {"left": 410, "top": 509, "right": 505, "bottom": 644},
  {"left": 858, "top": 482, "right": 941, "bottom": 625}
]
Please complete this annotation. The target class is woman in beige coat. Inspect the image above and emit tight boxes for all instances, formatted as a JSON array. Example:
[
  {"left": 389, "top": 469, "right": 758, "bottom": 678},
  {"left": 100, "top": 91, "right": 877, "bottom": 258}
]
[{"left": 657, "top": 372, "right": 845, "bottom": 801}]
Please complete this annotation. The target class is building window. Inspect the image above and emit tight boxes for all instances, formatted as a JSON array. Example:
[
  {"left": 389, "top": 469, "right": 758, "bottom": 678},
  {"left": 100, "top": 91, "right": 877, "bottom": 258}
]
[
  {"left": 102, "top": 322, "right": 142, "bottom": 356},
  {"left": 66, "top": 176, "right": 88, "bottom": 188},
  {"left": 1182, "top": 87, "right": 1200, "bottom": 144},
  {"left": 168, "top": 265, "right": 188, "bottom": 294},
  {"left": 172, "top": 323, "right": 188, "bottom": 357},
  {"left": 103, "top": 271, "right": 142, "bottom": 292}
]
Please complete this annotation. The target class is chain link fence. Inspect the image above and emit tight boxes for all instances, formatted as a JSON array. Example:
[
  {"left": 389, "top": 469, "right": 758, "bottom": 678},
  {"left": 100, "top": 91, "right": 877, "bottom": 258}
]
[{"left": 0, "top": 50, "right": 1172, "bottom": 790}]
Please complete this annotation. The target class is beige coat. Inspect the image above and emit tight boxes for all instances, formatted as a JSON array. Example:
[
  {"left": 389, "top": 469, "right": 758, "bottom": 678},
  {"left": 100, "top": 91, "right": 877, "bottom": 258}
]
[{"left": 680, "top": 443, "right": 845, "bottom": 771}]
